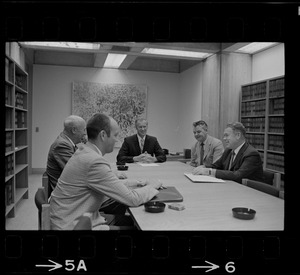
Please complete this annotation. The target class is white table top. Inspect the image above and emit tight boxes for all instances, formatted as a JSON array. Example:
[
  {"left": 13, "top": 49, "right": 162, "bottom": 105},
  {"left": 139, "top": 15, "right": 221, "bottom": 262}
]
[{"left": 115, "top": 161, "right": 284, "bottom": 231}]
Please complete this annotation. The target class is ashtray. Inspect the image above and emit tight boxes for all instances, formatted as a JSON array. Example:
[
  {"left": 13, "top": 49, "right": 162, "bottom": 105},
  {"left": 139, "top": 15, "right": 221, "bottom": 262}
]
[
  {"left": 144, "top": 201, "right": 166, "bottom": 213},
  {"left": 232, "top": 207, "right": 256, "bottom": 220},
  {"left": 117, "top": 165, "right": 128, "bottom": 171}
]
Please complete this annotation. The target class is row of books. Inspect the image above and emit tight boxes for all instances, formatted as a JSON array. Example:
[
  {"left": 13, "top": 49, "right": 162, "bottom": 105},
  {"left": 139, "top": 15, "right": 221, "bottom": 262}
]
[
  {"left": 6, "top": 109, "right": 12, "bottom": 129},
  {"left": 15, "top": 112, "right": 26, "bottom": 128},
  {"left": 241, "top": 100, "right": 266, "bottom": 116},
  {"left": 15, "top": 74, "right": 27, "bottom": 90},
  {"left": 5, "top": 155, "right": 14, "bottom": 177},
  {"left": 268, "top": 135, "right": 284, "bottom": 152},
  {"left": 6, "top": 132, "right": 13, "bottom": 152},
  {"left": 5, "top": 85, "right": 12, "bottom": 106},
  {"left": 269, "top": 117, "right": 284, "bottom": 133},
  {"left": 269, "top": 98, "right": 284, "bottom": 115},
  {"left": 246, "top": 134, "right": 265, "bottom": 150},
  {"left": 15, "top": 92, "right": 26, "bottom": 109},
  {"left": 5, "top": 181, "right": 13, "bottom": 206},
  {"left": 241, "top": 117, "right": 265, "bottom": 132},
  {"left": 266, "top": 153, "right": 284, "bottom": 173},
  {"left": 241, "top": 82, "right": 266, "bottom": 100},
  {"left": 269, "top": 78, "right": 284, "bottom": 98},
  {"left": 5, "top": 58, "right": 14, "bottom": 83}
]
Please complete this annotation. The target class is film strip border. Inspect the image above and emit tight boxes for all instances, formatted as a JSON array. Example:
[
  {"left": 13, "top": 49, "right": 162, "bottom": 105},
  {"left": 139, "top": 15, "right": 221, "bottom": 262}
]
[
  {"left": 4, "top": 232, "right": 300, "bottom": 274},
  {"left": 3, "top": 2, "right": 298, "bottom": 41}
]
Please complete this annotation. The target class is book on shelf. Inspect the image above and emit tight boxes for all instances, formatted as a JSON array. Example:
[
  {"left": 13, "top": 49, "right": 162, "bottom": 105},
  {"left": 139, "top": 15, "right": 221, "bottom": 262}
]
[
  {"left": 266, "top": 153, "right": 284, "bottom": 173},
  {"left": 242, "top": 82, "right": 266, "bottom": 100},
  {"left": 246, "top": 133, "right": 265, "bottom": 150},
  {"left": 5, "top": 132, "right": 13, "bottom": 152},
  {"left": 6, "top": 182, "right": 13, "bottom": 206},
  {"left": 269, "top": 117, "right": 284, "bottom": 133},
  {"left": 269, "top": 78, "right": 284, "bottom": 98},
  {"left": 241, "top": 117, "right": 265, "bottom": 132},
  {"left": 269, "top": 97, "right": 284, "bottom": 115},
  {"left": 268, "top": 135, "right": 284, "bottom": 152}
]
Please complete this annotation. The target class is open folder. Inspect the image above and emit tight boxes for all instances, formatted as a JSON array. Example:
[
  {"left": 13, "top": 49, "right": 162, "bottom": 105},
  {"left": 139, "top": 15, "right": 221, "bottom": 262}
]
[
  {"left": 184, "top": 173, "right": 225, "bottom": 183},
  {"left": 150, "top": 186, "right": 183, "bottom": 202}
]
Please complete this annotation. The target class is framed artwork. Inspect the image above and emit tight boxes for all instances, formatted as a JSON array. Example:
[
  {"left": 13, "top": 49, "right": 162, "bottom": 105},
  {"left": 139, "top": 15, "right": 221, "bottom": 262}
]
[{"left": 72, "top": 81, "right": 148, "bottom": 147}]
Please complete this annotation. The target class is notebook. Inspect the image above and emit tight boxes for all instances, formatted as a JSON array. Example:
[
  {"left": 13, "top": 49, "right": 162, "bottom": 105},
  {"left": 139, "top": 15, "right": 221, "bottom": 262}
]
[
  {"left": 150, "top": 186, "right": 183, "bottom": 202},
  {"left": 184, "top": 173, "right": 225, "bottom": 183}
]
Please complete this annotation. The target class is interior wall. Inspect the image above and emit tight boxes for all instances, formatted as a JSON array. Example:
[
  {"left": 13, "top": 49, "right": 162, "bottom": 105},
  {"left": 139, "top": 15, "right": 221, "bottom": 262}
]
[
  {"left": 32, "top": 65, "right": 180, "bottom": 168},
  {"left": 252, "top": 43, "right": 285, "bottom": 82},
  {"left": 220, "top": 52, "right": 252, "bottom": 133},
  {"left": 177, "top": 62, "right": 203, "bottom": 151}
]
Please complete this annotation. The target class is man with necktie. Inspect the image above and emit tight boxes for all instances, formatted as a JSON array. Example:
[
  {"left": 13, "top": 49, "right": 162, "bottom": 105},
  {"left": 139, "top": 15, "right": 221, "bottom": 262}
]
[
  {"left": 192, "top": 122, "right": 263, "bottom": 184},
  {"left": 117, "top": 118, "right": 166, "bottom": 163},
  {"left": 190, "top": 120, "right": 224, "bottom": 168},
  {"left": 46, "top": 115, "right": 87, "bottom": 194}
]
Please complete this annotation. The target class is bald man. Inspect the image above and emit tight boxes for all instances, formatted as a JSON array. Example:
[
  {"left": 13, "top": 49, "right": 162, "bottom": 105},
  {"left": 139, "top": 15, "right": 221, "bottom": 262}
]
[{"left": 46, "top": 115, "right": 86, "bottom": 194}]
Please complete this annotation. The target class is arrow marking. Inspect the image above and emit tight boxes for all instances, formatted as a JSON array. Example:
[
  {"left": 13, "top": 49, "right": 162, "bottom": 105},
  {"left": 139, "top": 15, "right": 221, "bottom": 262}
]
[
  {"left": 192, "top": 260, "right": 219, "bottom": 273},
  {"left": 36, "top": 259, "right": 62, "bottom": 271}
]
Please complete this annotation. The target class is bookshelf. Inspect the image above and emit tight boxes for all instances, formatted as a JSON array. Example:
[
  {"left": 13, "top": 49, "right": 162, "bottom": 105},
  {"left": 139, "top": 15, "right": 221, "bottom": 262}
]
[
  {"left": 240, "top": 76, "right": 284, "bottom": 189},
  {"left": 5, "top": 54, "right": 29, "bottom": 218}
]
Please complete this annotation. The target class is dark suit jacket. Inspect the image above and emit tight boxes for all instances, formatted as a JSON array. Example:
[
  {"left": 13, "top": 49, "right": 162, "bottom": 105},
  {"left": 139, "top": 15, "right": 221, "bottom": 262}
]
[
  {"left": 46, "top": 132, "right": 77, "bottom": 192},
  {"left": 209, "top": 142, "right": 263, "bottom": 183},
  {"left": 117, "top": 134, "right": 166, "bottom": 163}
]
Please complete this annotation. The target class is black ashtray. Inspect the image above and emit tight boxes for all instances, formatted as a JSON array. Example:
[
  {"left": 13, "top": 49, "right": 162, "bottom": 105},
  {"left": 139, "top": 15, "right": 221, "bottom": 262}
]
[
  {"left": 232, "top": 207, "right": 256, "bottom": 220},
  {"left": 116, "top": 161, "right": 126, "bottom": 166},
  {"left": 117, "top": 165, "right": 128, "bottom": 171},
  {"left": 144, "top": 201, "right": 166, "bottom": 213}
]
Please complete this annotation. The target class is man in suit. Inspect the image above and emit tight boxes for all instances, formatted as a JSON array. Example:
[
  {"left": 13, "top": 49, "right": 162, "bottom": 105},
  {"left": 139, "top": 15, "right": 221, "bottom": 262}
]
[
  {"left": 46, "top": 115, "right": 87, "bottom": 194},
  {"left": 190, "top": 120, "right": 224, "bottom": 167},
  {"left": 117, "top": 118, "right": 166, "bottom": 163},
  {"left": 50, "top": 113, "right": 162, "bottom": 230},
  {"left": 192, "top": 122, "right": 263, "bottom": 183}
]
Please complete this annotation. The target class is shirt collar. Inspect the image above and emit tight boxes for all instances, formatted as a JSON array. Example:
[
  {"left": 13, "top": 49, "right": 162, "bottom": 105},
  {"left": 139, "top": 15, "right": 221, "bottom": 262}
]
[
  {"left": 233, "top": 141, "right": 245, "bottom": 156},
  {"left": 137, "top": 134, "right": 146, "bottom": 142},
  {"left": 87, "top": 141, "right": 103, "bottom": 156},
  {"left": 65, "top": 134, "right": 76, "bottom": 148}
]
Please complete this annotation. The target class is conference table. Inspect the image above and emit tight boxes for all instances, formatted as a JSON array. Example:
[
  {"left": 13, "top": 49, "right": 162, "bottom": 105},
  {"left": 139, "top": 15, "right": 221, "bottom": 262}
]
[{"left": 114, "top": 161, "right": 284, "bottom": 231}]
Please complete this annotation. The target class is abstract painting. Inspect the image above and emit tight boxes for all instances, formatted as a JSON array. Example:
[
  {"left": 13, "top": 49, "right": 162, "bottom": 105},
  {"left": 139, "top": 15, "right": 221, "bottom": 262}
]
[{"left": 72, "top": 81, "right": 148, "bottom": 146}]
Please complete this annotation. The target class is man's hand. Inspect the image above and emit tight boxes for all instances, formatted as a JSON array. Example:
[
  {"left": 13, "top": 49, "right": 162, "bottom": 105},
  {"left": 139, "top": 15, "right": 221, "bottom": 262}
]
[
  {"left": 115, "top": 171, "right": 127, "bottom": 179},
  {"left": 192, "top": 166, "right": 209, "bottom": 175},
  {"left": 146, "top": 178, "right": 162, "bottom": 190}
]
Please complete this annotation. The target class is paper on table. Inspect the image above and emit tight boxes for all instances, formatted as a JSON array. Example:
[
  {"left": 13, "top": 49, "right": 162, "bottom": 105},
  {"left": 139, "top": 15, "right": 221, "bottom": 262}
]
[
  {"left": 184, "top": 173, "right": 225, "bottom": 183},
  {"left": 138, "top": 163, "right": 159, "bottom": 167}
]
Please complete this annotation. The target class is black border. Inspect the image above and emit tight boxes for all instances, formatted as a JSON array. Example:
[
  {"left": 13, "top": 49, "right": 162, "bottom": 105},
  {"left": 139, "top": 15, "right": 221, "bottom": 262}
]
[{"left": 3, "top": 1, "right": 300, "bottom": 274}]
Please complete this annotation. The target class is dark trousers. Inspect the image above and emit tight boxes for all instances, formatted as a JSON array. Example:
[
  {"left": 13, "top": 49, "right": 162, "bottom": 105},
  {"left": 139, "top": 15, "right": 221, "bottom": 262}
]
[{"left": 99, "top": 199, "right": 135, "bottom": 229}]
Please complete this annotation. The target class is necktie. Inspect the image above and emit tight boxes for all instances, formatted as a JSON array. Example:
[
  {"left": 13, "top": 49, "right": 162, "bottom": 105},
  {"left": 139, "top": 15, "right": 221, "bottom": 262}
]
[
  {"left": 228, "top": 151, "right": 235, "bottom": 170},
  {"left": 200, "top": 142, "right": 204, "bottom": 165},
  {"left": 140, "top": 138, "right": 144, "bottom": 152}
]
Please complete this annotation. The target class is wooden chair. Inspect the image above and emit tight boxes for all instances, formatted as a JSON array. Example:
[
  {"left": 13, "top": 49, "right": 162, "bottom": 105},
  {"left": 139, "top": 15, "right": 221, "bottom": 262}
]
[
  {"left": 242, "top": 170, "right": 281, "bottom": 197},
  {"left": 34, "top": 187, "right": 50, "bottom": 230},
  {"left": 34, "top": 187, "right": 92, "bottom": 230},
  {"left": 42, "top": 171, "right": 51, "bottom": 200}
]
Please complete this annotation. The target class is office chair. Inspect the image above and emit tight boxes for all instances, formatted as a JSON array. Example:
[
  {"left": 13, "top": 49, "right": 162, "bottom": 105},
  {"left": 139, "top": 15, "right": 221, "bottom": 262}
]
[
  {"left": 242, "top": 170, "right": 281, "bottom": 197},
  {"left": 34, "top": 187, "right": 92, "bottom": 230}
]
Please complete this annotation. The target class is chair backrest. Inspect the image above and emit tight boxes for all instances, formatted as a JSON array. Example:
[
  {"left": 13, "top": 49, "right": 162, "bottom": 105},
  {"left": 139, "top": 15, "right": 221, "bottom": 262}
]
[
  {"left": 262, "top": 170, "right": 281, "bottom": 189},
  {"left": 42, "top": 171, "right": 51, "bottom": 200},
  {"left": 242, "top": 179, "right": 280, "bottom": 197},
  {"left": 34, "top": 187, "right": 51, "bottom": 230}
]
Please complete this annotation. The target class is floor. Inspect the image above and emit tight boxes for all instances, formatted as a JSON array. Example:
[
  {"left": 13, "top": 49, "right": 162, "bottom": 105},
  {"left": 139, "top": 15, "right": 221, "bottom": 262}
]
[{"left": 5, "top": 173, "right": 42, "bottom": 230}]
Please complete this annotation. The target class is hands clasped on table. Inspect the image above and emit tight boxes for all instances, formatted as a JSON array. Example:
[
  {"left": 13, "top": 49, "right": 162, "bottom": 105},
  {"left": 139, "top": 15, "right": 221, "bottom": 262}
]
[{"left": 133, "top": 151, "right": 157, "bottom": 163}]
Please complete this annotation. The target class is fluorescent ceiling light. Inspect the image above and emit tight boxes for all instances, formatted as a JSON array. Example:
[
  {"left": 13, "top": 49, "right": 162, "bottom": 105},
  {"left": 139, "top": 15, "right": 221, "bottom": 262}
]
[
  {"left": 142, "top": 48, "right": 212, "bottom": 59},
  {"left": 236, "top": 42, "right": 278, "bottom": 54},
  {"left": 103, "top": 53, "right": 127, "bottom": 68},
  {"left": 20, "top": 42, "right": 101, "bottom": 50}
]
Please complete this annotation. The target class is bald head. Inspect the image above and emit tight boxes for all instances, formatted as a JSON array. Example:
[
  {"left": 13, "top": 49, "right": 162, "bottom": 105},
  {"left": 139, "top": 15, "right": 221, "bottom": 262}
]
[{"left": 63, "top": 115, "right": 86, "bottom": 144}]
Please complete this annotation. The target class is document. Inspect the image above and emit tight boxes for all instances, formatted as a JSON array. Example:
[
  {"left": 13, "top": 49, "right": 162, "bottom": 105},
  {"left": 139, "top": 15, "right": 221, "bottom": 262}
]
[
  {"left": 138, "top": 163, "right": 159, "bottom": 167},
  {"left": 184, "top": 173, "right": 225, "bottom": 183}
]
